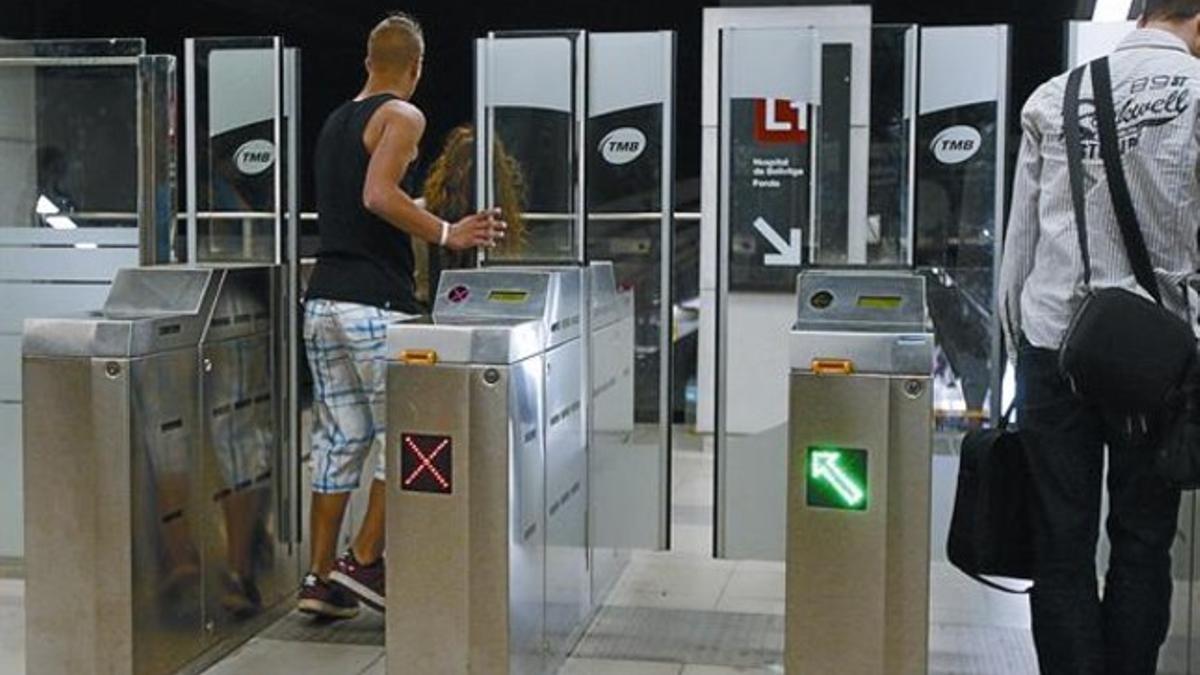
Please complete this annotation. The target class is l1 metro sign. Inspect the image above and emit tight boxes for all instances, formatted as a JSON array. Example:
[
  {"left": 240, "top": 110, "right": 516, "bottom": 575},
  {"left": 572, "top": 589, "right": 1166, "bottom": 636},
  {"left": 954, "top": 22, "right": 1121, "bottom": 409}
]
[
  {"left": 401, "top": 433, "right": 453, "bottom": 494},
  {"left": 805, "top": 446, "right": 868, "bottom": 511},
  {"left": 754, "top": 98, "right": 809, "bottom": 144}
]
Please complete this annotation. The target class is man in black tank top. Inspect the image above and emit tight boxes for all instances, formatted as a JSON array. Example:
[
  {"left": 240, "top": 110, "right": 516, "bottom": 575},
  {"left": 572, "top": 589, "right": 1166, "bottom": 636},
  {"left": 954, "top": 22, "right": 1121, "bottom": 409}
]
[{"left": 299, "top": 12, "right": 504, "bottom": 619}]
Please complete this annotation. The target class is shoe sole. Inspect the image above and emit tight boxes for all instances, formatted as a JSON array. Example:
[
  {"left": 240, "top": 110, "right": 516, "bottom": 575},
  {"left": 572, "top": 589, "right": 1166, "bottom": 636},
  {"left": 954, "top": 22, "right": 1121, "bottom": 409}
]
[
  {"left": 329, "top": 571, "right": 386, "bottom": 612},
  {"left": 298, "top": 597, "right": 360, "bottom": 620}
]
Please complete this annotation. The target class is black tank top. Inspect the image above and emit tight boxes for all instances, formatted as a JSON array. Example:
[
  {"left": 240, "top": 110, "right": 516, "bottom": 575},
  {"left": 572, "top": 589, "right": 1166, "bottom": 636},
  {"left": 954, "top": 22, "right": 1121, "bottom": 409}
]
[{"left": 306, "top": 94, "right": 422, "bottom": 314}]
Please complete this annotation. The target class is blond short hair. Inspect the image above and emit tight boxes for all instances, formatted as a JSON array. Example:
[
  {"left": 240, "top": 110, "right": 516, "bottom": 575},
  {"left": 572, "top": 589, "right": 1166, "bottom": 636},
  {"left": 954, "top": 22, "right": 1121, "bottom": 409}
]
[{"left": 368, "top": 11, "right": 424, "bottom": 73}]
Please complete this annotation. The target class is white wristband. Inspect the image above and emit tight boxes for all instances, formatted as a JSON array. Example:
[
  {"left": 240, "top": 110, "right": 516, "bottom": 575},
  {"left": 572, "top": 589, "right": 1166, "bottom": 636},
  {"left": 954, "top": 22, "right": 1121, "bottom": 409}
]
[{"left": 439, "top": 220, "right": 450, "bottom": 247}]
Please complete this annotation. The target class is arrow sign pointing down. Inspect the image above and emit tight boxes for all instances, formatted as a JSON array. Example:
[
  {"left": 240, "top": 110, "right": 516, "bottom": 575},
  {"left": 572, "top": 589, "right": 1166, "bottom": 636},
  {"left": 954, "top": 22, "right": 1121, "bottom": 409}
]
[
  {"left": 752, "top": 217, "right": 802, "bottom": 266},
  {"left": 811, "top": 451, "right": 865, "bottom": 507}
]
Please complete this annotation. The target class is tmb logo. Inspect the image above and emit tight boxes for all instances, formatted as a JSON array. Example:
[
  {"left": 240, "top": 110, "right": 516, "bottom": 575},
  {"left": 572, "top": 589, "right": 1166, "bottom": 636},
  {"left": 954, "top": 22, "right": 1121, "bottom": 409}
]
[
  {"left": 754, "top": 98, "right": 809, "bottom": 144},
  {"left": 599, "top": 127, "right": 647, "bottom": 165},
  {"left": 234, "top": 139, "right": 276, "bottom": 176},
  {"left": 931, "top": 126, "right": 982, "bottom": 165}
]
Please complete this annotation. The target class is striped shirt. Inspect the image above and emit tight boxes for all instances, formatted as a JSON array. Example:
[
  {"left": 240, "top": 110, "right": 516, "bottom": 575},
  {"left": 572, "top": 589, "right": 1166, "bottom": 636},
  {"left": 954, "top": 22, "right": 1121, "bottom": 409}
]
[{"left": 999, "top": 28, "right": 1200, "bottom": 352}]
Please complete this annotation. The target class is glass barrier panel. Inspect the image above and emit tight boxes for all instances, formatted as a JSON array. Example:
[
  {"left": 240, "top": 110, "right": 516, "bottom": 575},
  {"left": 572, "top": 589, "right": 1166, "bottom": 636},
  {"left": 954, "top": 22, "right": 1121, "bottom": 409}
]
[
  {"left": 586, "top": 31, "right": 675, "bottom": 559},
  {"left": 186, "top": 37, "right": 283, "bottom": 264},
  {"left": 478, "top": 31, "right": 583, "bottom": 265},
  {"left": 808, "top": 25, "right": 918, "bottom": 267},
  {"left": 914, "top": 25, "right": 1009, "bottom": 429}
]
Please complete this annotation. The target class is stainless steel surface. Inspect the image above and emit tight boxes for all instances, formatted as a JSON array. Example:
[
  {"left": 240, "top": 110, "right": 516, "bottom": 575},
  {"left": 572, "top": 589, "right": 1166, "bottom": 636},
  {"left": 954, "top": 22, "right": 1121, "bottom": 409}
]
[
  {"left": 24, "top": 357, "right": 138, "bottom": 675},
  {"left": 23, "top": 264, "right": 300, "bottom": 675},
  {"left": 786, "top": 373, "right": 932, "bottom": 674},
  {"left": 433, "top": 268, "right": 584, "bottom": 349},
  {"left": 544, "top": 337, "right": 589, "bottom": 663},
  {"left": 388, "top": 268, "right": 587, "bottom": 365},
  {"left": 283, "top": 46, "right": 302, "bottom": 545},
  {"left": 588, "top": 284, "right": 637, "bottom": 602},
  {"left": 793, "top": 269, "right": 927, "bottom": 333},
  {"left": 387, "top": 317, "right": 546, "bottom": 366},
  {"left": 387, "top": 358, "right": 547, "bottom": 675},
  {"left": 787, "top": 332, "right": 934, "bottom": 376},
  {"left": 785, "top": 269, "right": 934, "bottom": 674},
  {"left": 23, "top": 267, "right": 220, "bottom": 358},
  {"left": 388, "top": 264, "right": 631, "bottom": 674}
]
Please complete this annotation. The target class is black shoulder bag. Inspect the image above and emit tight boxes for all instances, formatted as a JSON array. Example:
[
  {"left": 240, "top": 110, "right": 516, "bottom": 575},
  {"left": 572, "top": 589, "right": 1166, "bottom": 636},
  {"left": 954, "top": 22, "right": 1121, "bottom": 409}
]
[
  {"left": 1058, "top": 58, "right": 1196, "bottom": 414},
  {"left": 947, "top": 404, "right": 1034, "bottom": 593}
]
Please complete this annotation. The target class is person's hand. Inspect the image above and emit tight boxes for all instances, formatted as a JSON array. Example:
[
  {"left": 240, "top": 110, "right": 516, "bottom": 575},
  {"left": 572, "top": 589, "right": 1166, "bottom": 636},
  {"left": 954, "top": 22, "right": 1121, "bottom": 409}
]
[{"left": 445, "top": 208, "right": 507, "bottom": 251}]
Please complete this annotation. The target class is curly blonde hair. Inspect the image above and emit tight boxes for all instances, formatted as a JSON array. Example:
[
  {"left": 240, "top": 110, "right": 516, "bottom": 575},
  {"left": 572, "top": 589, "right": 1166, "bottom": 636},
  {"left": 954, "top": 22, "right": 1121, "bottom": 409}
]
[
  {"left": 423, "top": 124, "right": 527, "bottom": 250},
  {"left": 414, "top": 124, "right": 528, "bottom": 302}
]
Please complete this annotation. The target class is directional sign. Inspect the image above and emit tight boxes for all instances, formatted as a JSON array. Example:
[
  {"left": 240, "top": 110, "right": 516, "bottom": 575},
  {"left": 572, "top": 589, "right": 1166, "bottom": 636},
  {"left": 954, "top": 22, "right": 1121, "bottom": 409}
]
[
  {"left": 806, "top": 447, "right": 868, "bottom": 511},
  {"left": 753, "top": 217, "right": 802, "bottom": 267}
]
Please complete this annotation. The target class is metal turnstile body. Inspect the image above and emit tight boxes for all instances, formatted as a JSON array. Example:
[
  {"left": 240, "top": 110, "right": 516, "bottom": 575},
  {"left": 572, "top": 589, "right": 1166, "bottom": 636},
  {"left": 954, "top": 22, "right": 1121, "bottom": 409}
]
[
  {"left": 389, "top": 265, "right": 634, "bottom": 675},
  {"left": 586, "top": 262, "right": 637, "bottom": 603},
  {"left": 22, "top": 265, "right": 298, "bottom": 675},
  {"left": 785, "top": 269, "right": 934, "bottom": 675}
]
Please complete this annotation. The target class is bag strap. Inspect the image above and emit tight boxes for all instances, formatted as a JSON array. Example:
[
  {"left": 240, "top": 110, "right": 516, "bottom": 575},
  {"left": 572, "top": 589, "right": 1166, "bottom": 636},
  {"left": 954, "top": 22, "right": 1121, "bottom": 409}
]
[
  {"left": 969, "top": 573, "right": 1031, "bottom": 595},
  {"left": 1089, "top": 57, "right": 1164, "bottom": 305},
  {"left": 1063, "top": 65, "right": 1092, "bottom": 287}
]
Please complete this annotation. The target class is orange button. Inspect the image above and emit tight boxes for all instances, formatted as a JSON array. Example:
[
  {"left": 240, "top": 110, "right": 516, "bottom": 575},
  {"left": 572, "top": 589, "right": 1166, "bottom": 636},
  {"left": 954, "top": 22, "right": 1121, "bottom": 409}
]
[
  {"left": 401, "top": 349, "right": 439, "bottom": 365},
  {"left": 811, "top": 358, "right": 854, "bottom": 375}
]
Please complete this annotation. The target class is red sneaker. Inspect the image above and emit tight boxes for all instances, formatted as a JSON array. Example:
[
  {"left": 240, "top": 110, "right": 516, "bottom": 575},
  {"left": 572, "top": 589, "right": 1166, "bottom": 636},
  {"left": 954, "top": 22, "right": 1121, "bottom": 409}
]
[
  {"left": 329, "top": 551, "right": 385, "bottom": 612},
  {"left": 298, "top": 573, "right": 360, "bottom": 620}
]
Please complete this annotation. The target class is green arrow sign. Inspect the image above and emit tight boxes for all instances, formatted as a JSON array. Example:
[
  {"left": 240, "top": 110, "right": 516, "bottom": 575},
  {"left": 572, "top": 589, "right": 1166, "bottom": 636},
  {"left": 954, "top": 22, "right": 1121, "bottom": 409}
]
[{"left": 806, "top": 447, "right": 868, "bottom": 511}]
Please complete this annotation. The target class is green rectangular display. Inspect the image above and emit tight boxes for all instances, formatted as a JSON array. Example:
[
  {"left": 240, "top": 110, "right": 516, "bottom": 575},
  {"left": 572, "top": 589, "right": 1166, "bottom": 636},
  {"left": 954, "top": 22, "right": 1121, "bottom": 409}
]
[
  {"left": 487, "top": 289, "right": 530, "bottom": 304},
  {"left": 806, "top": 446, "right": 868, "bottom": 511},
  {"left": 856, "top": 295, "right": 902, "bottom": 310}
]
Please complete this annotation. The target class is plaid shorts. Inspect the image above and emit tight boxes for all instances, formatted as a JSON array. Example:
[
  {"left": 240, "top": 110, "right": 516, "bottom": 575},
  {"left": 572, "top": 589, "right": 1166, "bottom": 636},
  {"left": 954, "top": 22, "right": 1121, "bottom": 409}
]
[{"left": 304, "top": 299, "right": 413, "bottom": 494}]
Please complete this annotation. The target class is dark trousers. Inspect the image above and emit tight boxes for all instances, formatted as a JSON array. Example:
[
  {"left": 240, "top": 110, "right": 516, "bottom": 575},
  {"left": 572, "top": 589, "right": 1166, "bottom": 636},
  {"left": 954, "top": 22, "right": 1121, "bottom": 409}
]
[{"left": 1018, "top": 340, "right": 1182, "bottom": 675}]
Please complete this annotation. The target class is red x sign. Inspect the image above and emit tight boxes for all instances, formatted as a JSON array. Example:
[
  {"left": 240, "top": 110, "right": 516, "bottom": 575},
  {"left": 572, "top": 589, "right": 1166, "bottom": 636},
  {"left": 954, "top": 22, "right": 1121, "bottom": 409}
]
[{"left": 401, "top": 434, "right": 453, "bottom": 494}]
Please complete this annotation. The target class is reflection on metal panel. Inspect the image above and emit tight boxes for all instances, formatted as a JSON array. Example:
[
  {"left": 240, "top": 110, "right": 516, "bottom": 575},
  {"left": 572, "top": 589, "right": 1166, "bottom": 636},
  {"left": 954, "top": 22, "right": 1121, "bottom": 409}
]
[{"left": 22, "top": 264, "right": 300, "bottom": 673}]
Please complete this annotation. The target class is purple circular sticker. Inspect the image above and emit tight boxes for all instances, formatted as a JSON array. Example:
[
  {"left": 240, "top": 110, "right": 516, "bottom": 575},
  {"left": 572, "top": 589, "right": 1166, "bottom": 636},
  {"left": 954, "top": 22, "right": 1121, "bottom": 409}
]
[{"left": 447, "top": 285, "right": 471, "bottom": 304}]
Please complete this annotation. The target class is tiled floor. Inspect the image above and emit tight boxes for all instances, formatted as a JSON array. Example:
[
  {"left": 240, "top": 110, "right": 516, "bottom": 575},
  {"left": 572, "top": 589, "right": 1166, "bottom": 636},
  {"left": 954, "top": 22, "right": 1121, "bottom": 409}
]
[{"left": 2, "top": 434, "right": 1037, "bottom": 674}]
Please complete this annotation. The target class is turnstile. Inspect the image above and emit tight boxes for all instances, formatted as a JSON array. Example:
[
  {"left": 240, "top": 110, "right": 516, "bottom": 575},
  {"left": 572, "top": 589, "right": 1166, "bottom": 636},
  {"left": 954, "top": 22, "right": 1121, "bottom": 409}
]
[
  {"left": 784, "top": 269, "right": 934, "bottom": 674},
  {"left": 386, "top": 264, "right": 633, "bottom": 675},
  {"left": 22, "top": 265, "right": 299, "bottom": 675}
]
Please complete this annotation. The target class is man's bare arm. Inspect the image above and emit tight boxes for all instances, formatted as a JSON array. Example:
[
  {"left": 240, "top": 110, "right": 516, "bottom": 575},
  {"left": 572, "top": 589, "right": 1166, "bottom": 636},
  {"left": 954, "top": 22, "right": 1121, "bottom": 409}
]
[{"left": 362, "top": 103, "right": 502, "bottom": 250}]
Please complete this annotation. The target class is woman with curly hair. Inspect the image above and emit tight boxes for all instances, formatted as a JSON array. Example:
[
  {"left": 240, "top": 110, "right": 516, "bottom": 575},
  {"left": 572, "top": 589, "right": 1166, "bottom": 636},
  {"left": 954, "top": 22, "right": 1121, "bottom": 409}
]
[{"left": 416, "top": 124, "right": 528, "bottom": 302}]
